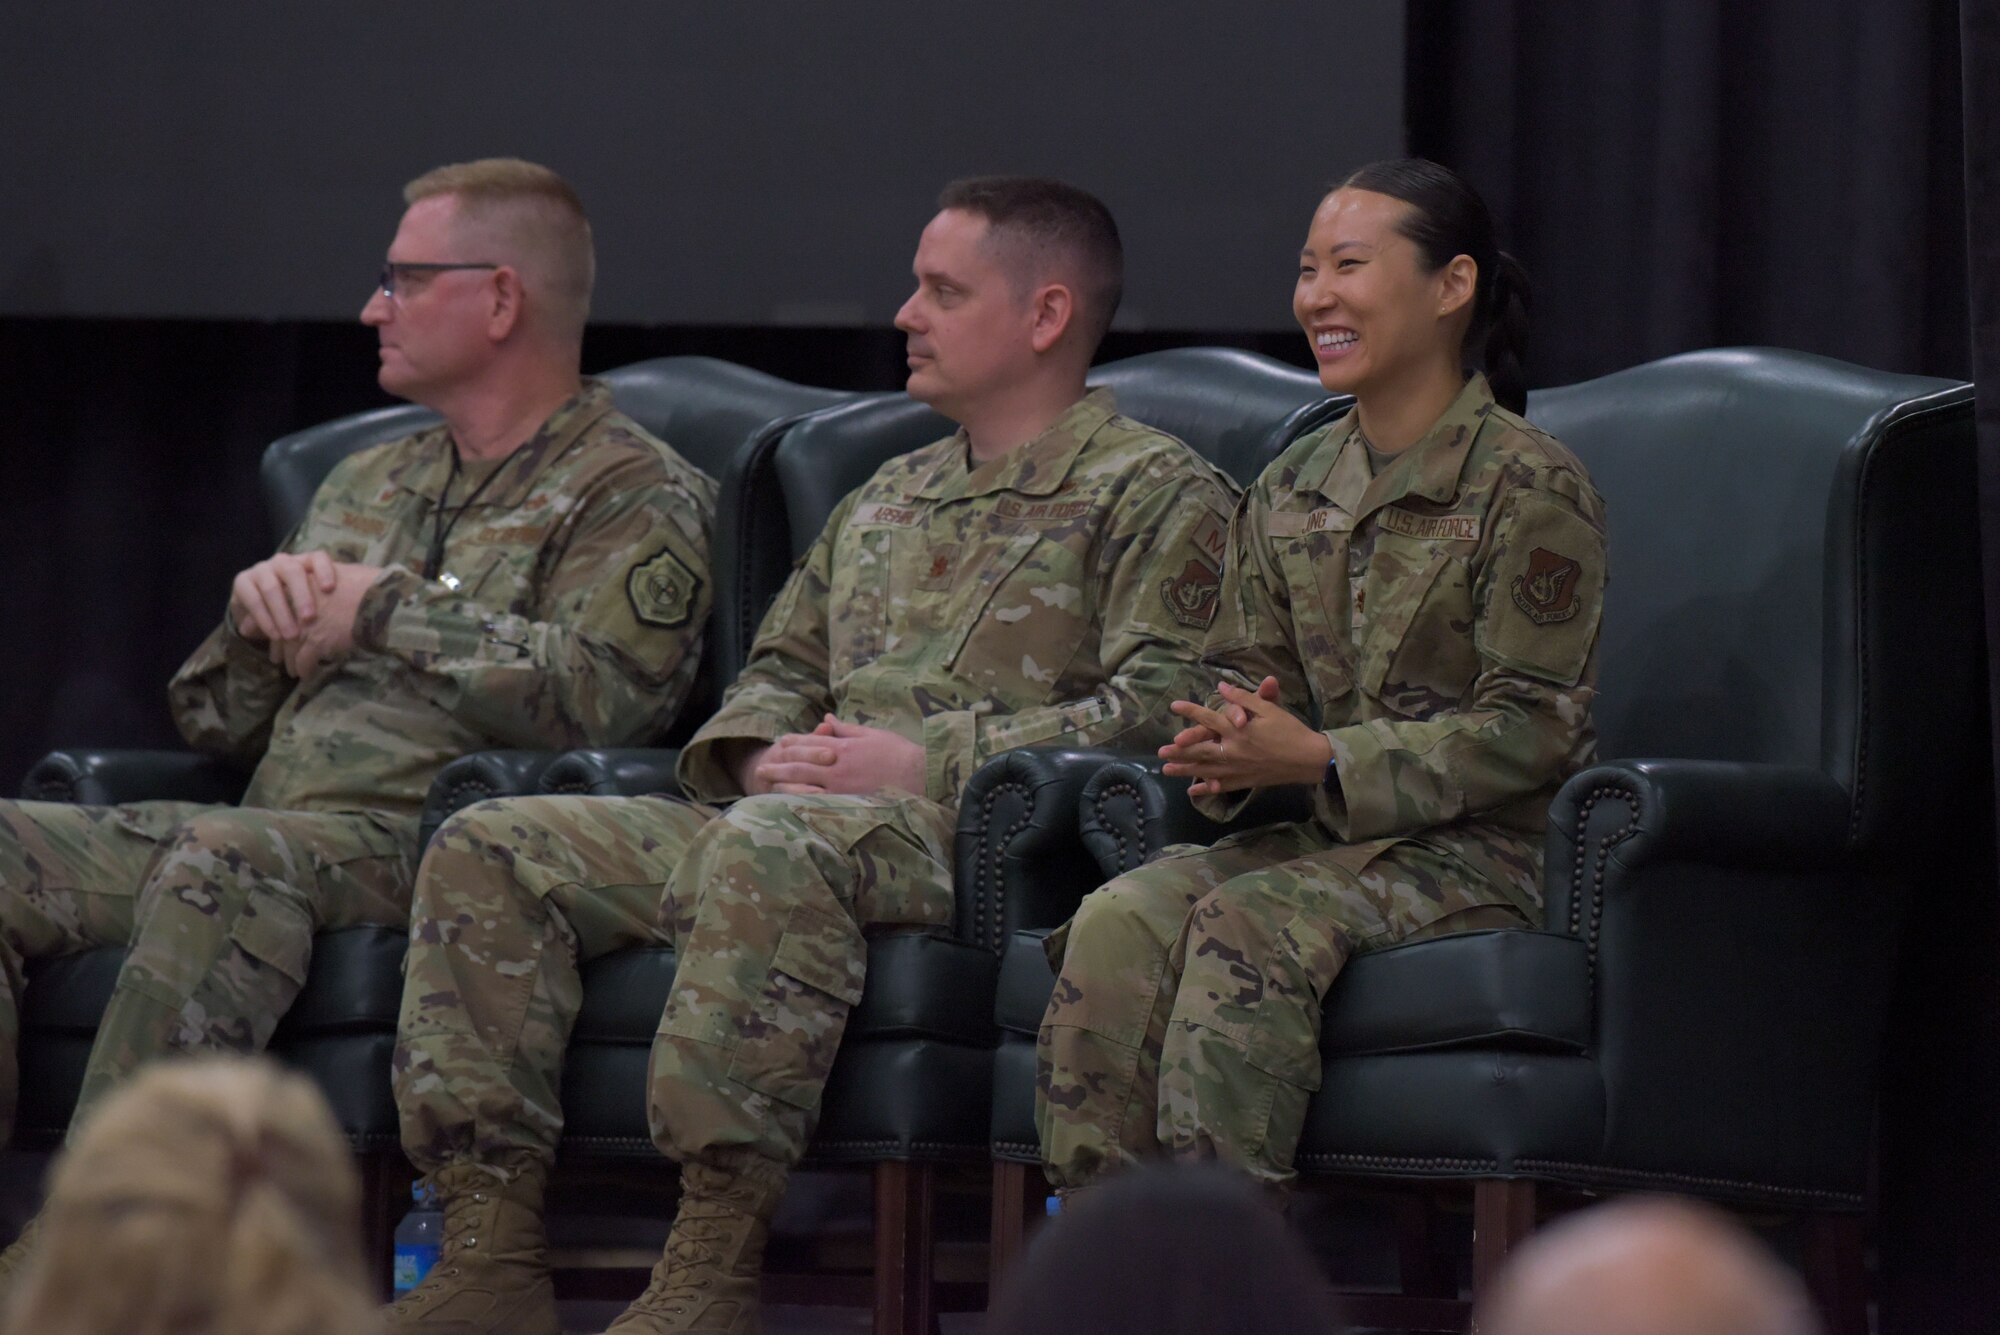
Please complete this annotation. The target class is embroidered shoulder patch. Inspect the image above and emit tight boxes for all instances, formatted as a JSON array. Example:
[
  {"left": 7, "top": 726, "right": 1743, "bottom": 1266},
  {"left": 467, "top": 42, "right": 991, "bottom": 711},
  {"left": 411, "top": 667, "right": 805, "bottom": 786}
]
[
  {"left": 1510, "top": 547, "right": 1582, "bottom": 625},
  {"left": 627, "top": 547, "right": 702, "bottom": 629},
  {"left": 1160, "top": 557, "right": 1222, "bottom": 630}
]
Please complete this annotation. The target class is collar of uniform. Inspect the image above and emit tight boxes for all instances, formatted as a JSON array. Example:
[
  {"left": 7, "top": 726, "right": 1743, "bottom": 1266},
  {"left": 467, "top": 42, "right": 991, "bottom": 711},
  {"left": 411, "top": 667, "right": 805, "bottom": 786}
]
[
  {"left": 1343, "top": 372, "right": 1495, "bottom": 523},
  {"left": 1290, "top": 411, "right": 1375, "bottom": 512},
  {"left": 393, "top": 378, "right": 616, "bottom": 505},
  {"left": 911, "top": 387, "right": 1118, "bottom": 501}
]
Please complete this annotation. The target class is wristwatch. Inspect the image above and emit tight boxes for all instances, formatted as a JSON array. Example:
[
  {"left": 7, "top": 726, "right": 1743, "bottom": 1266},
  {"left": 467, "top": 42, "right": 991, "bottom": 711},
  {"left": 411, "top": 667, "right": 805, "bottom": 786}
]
[{"left": 1323, "top": 755, "right": 1343, "bottom": 797}]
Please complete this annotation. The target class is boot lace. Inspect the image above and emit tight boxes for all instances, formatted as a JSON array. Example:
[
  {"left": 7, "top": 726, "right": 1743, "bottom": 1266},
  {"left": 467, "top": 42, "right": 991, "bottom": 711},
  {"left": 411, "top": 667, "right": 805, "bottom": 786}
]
[
  {"left": 388, "top": 1183, "right": 495, "bottom": 1312},
  {"left": 626, "top": 1214, "right": 732, "bottom": 1318}
]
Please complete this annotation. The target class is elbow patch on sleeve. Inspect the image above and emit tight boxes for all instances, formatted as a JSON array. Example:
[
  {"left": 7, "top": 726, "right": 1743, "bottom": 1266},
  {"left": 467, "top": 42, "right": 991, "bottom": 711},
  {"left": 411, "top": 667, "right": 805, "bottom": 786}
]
[{"left": 1476, "top": 499, "right": 1605, "bottom": 687}]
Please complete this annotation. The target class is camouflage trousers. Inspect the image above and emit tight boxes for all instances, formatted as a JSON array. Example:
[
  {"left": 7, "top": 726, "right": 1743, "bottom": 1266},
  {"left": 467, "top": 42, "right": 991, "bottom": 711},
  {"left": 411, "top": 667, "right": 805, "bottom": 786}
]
[
  {"left": 1035, "top": 819, "right": 1538, "bottom": 1187},
  {"left": 0, "top": 798, "right": 417, "bottom": 1142},
  {"left": 394, "top": 790, "right": 957, "bottom": 1176}
]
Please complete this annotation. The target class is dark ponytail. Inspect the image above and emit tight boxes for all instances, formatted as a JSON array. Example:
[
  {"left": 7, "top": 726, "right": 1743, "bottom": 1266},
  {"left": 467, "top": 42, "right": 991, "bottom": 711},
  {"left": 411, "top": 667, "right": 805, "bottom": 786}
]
[
  {"left": 1481, "top": 251, "right": 1532, "bottom": 414},
  {"left": 1334, "top": 158, "right": 1531, "bottom": 415}
]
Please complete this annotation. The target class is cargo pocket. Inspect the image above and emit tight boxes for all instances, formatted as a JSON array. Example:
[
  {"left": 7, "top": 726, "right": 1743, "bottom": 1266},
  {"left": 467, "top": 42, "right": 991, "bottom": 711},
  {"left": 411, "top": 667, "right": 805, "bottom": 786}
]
[
  {"left": 795, "top": 798, "right": 955, "bottom": 927},
  {"left": 726, "top": 902, "right": 867, "bottom": 1110},
  {"left": 1239, "top": 908, "right": 1352, "bottom": 1093},
  {"left": 227, "top": 894, "right": 314, "bottom": 992}
]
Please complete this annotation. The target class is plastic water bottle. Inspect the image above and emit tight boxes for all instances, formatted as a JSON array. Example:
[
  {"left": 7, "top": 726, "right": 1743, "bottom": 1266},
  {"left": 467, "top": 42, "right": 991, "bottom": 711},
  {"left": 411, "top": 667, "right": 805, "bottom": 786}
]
[{"left": 392, "top": 1181, "right": 443, "bottom": 1297}]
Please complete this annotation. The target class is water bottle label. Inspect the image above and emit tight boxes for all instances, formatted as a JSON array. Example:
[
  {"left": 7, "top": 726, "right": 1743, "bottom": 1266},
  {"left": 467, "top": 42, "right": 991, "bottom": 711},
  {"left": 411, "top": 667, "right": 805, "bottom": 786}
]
[{"left": 393, "top": 1243, "right": 441, "bottom": 1293}]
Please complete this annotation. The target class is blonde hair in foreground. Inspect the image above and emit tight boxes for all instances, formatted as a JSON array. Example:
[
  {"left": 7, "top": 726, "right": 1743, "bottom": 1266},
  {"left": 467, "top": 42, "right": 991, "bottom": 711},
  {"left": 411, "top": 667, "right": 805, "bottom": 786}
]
[
  {"left": 4, "top": 1057, "right": 381, "bottom": 1335},
  {"left": 405, "top": 156, "right": 596, "bottom": 344}
]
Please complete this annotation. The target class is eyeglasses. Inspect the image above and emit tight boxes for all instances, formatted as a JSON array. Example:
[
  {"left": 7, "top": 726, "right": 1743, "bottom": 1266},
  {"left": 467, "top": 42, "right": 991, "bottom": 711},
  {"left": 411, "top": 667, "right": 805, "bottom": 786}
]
[{"left": 377, "top": 262, "right": 499, "bottom": 300}]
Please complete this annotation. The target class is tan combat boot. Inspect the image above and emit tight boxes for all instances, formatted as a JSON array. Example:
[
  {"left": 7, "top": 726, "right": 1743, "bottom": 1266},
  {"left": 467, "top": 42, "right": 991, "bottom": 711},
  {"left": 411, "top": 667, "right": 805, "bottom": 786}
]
[
  {"left": 387, "top": 1157, "right": 560, "bottom": 1335},
  {"left": 603, "top": 1151, "right": 788, "bottom": 1335}
]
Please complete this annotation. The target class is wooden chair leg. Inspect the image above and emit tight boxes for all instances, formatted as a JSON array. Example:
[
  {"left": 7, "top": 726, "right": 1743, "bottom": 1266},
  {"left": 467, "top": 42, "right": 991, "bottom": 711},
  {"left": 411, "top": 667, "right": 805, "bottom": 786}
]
[
  {"left": 356, "top": 1148, "right": 415, "bottom": 1300},
  {"left": 1396, "top": 1192, "right": 1454, "bottom": 1298},
  {"left": 1471, "top": 1178, "right": 1537, "bottom": 1295},
  {"left": 1803, "top": 1211, "right": 1868, "bottom": 1335},
  {"left": 988, "top": 1160, "right": 1040, "bottom": 1295},
  {"left": 872, "top": 1161, "right": 936, "bottom": 1335}
]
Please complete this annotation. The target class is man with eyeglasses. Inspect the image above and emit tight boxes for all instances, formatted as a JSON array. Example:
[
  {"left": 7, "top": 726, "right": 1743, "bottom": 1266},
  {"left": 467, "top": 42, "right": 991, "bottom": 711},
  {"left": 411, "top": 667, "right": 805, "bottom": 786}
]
[
  {"left": 389, "top": 177, "right": 1239, "bottom": 1335},
  {"left": 0, "top": 158, "right": 716, "bottom": 1292}
]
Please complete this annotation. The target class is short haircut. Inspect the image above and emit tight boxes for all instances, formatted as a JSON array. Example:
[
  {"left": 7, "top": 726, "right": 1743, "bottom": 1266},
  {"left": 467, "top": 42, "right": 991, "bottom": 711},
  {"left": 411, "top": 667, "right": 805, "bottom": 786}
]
[
  {"left": 405, "top": 157, "right": 594, "bottom": 345},
  {"left": 937, "top": 175, "right": 1124, "bottom": 353}
]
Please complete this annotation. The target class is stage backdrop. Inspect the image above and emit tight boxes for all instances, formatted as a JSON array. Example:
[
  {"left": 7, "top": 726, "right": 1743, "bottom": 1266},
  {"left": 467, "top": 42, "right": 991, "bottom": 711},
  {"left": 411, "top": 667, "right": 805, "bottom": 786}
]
[
  {"left": 0, "top": 3, "right": 1402, "bottom": 789},
  {"left": 0, "top": 2, "right": 1404, "bottom": 332}
]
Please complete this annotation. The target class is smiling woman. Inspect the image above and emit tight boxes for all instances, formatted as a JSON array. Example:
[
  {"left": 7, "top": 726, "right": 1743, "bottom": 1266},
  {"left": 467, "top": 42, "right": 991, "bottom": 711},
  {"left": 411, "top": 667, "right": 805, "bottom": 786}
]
[{"left": 1034, "top": 159, "right": 1610, "bottom": 1192}]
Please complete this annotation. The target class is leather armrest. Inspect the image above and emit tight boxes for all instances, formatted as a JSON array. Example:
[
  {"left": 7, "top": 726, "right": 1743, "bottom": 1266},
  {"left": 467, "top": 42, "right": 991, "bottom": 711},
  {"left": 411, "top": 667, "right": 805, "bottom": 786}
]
[
  {"left": 953, "top": 746, "right": 1128, "bottom": 953},
  {"left": 538, "top": 748, "right": 685, "bottom": 800},
  {"left": 21, "top": 749, "right": 249, "bottom": 807},
  {"left": 1542, "top": 759, "right": 1883, "bottom": 1189},
  {"left": 1078, "top": 757, "right": 1312, "bottom": 880},
  {"left": 419, "top": 750, "right": 564, "bottom": 852},
  {"left": 1544, "top": 759, "right": 1853, "bottom": 938}
]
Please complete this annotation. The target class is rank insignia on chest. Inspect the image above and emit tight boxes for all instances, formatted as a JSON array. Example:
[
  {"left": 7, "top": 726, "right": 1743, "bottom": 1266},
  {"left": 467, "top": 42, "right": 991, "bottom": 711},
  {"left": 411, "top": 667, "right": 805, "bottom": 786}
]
[
  {"left": 627, "top": 547, "right": 702, "bottom": 628},
  {"left": 1511, "top": 547, "right": 1582, "bottom": 625},
  {"left": 918, "top": 548, "right": 954, "bottom": 591},
  {"left": 1160, "top": 557, "right": 1222, "bottom": 630}
]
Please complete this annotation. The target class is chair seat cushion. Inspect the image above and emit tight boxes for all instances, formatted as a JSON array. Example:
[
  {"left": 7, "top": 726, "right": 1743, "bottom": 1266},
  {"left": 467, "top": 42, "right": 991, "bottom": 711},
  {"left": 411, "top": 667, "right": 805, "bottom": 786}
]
[
  {"left": 22, "top": 947, "right": 125, "bottom": 1033},
  {"left": 23, "top": 925, "right": 408, "bottom": 1038},
  {"left": 1321, "top": 929, "right": 1590, "bottom": 1056},
  {"left": 278, "top": 925, "right": 408, "bottom": 1035},
  {"left": 574, "top": 932, "right": 998, "bottom": 1048},
  {"left": 997, "top": 929, "right": 1057, "bottom": 1035},
  {"left": 996, "top": 926, "right": 1590, "bottom": 1056}
]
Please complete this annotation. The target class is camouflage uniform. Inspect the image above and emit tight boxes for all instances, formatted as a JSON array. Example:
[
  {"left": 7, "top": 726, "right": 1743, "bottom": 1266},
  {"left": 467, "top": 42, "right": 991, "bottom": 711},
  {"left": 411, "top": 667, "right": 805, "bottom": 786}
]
[
  {"left": 1037, "top": 373, "right": 1607, "bottom": 1186},
  {"left": 0, "top": 381, "right": 715, "bottom": 1140},
  {"left": 394, "top": 388, "right": 1239, "bottom": 1177}
]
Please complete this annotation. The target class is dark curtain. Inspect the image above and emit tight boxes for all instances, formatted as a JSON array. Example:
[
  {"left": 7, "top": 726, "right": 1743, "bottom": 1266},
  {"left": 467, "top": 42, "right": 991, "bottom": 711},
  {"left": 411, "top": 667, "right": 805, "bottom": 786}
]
[
  {"left": 1413, "top": 3, "right": 1991, "bottom": 1326},
  {"left": 1874, "top": 3, "right": 2000, "bottom": 1329},
  {"left": 1408, "top": 0, "right": 1969, "bottom": 386}
]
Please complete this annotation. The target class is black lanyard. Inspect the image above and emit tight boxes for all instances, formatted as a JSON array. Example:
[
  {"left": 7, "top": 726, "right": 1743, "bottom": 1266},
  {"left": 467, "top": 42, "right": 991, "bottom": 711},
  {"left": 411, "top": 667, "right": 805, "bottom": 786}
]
[{"left": 424, "top": 444, "right": 521, "bottom": 583}]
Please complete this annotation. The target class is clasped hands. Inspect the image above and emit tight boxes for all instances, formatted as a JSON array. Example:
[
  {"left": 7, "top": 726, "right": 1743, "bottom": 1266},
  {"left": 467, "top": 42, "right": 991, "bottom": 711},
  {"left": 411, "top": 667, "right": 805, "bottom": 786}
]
[
  {"left": 1159, "top": 675, "right": 1332, "bottom": 798},
  {"left": 737, "top": 715, "right": 926, "bottom": 797},
  {"left": 229, "top": 551, "right": 384, "bottom": 679}
]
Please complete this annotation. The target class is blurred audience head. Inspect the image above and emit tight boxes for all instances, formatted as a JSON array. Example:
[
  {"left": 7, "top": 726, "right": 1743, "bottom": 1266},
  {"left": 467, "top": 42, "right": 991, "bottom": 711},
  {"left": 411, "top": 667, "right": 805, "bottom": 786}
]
[
  {"left": 987, "top": 1164, "right": 1345, "bottom": 1335},
  {"left": 5, "top": 1056, "right": 380, "bottom": 1335},
  {"left": 1476, "top": 1196, "right": 1823, "bottom": 1335}
]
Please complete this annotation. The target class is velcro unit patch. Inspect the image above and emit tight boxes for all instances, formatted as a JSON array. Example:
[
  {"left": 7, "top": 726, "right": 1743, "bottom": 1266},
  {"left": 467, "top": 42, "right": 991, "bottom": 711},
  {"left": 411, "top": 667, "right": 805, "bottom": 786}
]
[
  {"left": 1160, "top": 557, "right": 1222, "bottom": 630},
  {"left": 627, "top": 547, "right": 702, "bottom": 628}
]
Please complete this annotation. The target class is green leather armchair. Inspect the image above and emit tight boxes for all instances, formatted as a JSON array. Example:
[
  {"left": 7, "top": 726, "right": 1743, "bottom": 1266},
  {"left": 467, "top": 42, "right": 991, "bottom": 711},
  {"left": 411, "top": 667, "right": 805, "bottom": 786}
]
[{"left": 1017, "top": 348, "right": 1976, "bottom": 1332}]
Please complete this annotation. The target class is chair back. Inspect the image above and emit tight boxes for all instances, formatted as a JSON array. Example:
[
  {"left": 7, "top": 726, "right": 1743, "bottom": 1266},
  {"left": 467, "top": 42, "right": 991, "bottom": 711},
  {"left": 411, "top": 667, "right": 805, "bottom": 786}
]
[
  {"left": 1088, "top": 347, "right": 1346, "bottom": 486},
  {"left": 258, "top": 356, "right": 843, "bottom": 535},
  {"left": 261, "top": 403, "right": 435, "bottom": 536},
  {"left": 1525, "top": 347, "right": 1975, "bottom": 845},
  {"left": 712, "top": 395, "right": 953, "bottom": 677}
]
